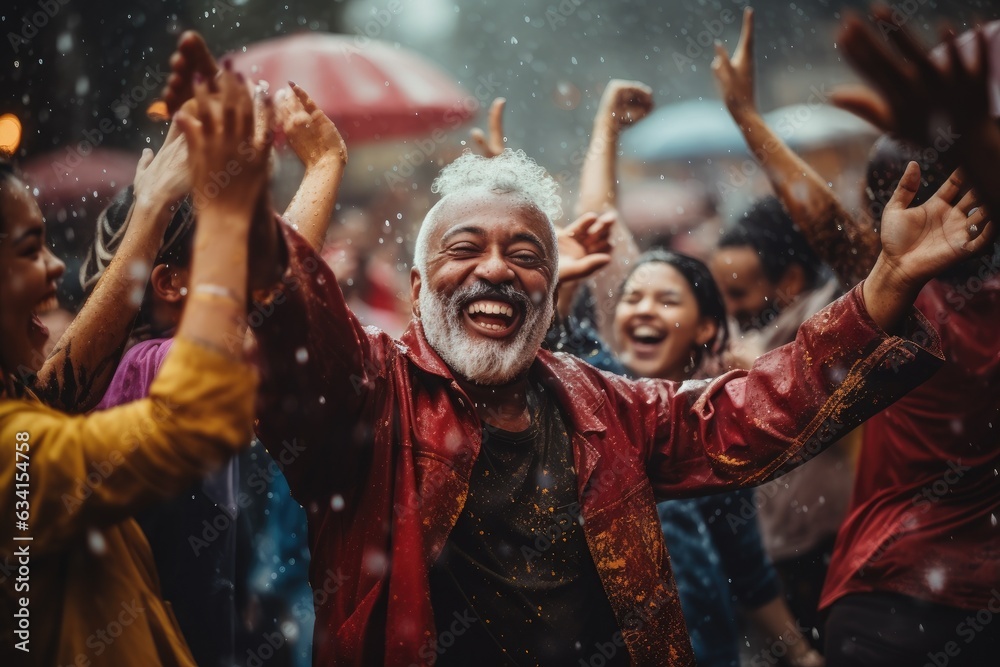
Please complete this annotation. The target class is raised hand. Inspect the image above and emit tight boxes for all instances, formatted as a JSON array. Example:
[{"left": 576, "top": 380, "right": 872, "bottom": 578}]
[
  {"left": 174, "top": 62, "right": 273, "bottom": 219},
  {"left": 276, "top": 82, "right": 348, "bottom": 170},
  {"left": 598, "top": 80, "right": 653, "bottom": 131},
  {"left": 161, "top": 31, "right": 220, "bottom": 117},
  {"left": 879, "top": 163, "right": 993, "bottom": 287},
  {"left": 712, "top": 7, "right": 756, "bottom": 113},
  {"left": 470, "top": 98, "right": 507, "bottom": 157},
  {"left": 557, "top": 211, "right": 615, "bottom": 284},
  {"left": 832, "top": 9, "right": 992, "bottom": 148},
  {"left": 277, "top": 82, "right": 348, "bottom": 251},
  {"left": 133, "top": 117, "right": 190, "bottom": 208}
]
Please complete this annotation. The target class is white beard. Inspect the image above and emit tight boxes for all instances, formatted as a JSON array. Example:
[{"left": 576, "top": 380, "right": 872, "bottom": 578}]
[{"left": 419, "top": 281, "right": 553, "bottom": 386}]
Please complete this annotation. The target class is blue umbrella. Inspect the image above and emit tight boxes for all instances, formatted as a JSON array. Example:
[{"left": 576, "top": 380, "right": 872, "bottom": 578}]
[
  {"left": 762, "top": 104, "right": 878, "bottom": 150},
  {"left": 622, "top": 99, "right": 747, "bottom": 162}
]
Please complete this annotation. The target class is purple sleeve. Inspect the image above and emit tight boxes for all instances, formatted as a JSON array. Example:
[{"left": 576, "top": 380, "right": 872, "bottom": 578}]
[{"left": 95, "top": 338, "right": 175, "bottom": 410}]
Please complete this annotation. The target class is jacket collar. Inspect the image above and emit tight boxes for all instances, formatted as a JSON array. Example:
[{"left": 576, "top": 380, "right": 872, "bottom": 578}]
[{"left": 399, "top": 320, "right": 608, "bottom": 436}]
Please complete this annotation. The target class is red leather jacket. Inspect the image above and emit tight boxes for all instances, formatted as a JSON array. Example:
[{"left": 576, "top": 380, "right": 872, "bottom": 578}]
[{"left": 254, "top": 227, "right": 942, "bottom": 667}]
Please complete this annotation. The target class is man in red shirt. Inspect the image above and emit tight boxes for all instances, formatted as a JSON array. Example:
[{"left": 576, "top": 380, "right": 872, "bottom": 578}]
[
  {"left": 160, "top": 28, "right": 993, "bottom": 667},
  {"left": 714, "top": 8, "right": 1000, "bottom": 666}
]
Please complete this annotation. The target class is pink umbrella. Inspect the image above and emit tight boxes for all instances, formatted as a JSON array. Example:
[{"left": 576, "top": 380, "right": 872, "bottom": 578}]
[
  {"left": 20, "top": 148, "right": 137, "bottom": 211},
  {"left": 228, "top": 33, "right": 476, "bottom": 144}
]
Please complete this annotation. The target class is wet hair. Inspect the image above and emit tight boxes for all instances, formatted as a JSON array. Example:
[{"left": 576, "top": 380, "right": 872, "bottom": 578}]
[
  {"left": 80, "top": 186, "right": 195, "bottom": 338},
  {"left": 718, "top": 196, "right": 822, "bottom": 290},
  {"left": 413, "top": 149, "right": 561, "bottom": 275},
  {"left": 864, "top": 134, "right": 951, "bottom": 226},
  {"left": 0, "top": 160, "right": 24, "bottom": 234},
  {"left": 622, "top": 249, "right": 730, "bottom": 372}
]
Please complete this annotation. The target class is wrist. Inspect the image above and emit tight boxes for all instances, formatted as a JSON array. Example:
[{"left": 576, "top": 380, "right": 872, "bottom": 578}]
[{"left": 304, "top": 153, "right": 346, "bottom": 174}]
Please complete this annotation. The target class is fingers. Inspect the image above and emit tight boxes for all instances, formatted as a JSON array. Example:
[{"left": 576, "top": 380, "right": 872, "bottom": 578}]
[
  {"left": 873, "top": 6, "right": 935, "bottom": 81},
  {"left": 172, "top": 109, "right": 204, "bottom": 160},
  {"left": 289, "top": 81, "right": 320, "bottom": 113},
  {"left": 935, "top": 168, "right": 965, "bottom": 206},
  {"left": 837, "top": 11, "right": 913, "bottom": 112},
  {"left": 163, "top": 31, "right": 219, "bottom": 115},
  {"left": 192, "top": 73, "right": 215, "bottom": 136},
  {"left": 560, "top": 254, "right": 613, "bottom": 283},
  {"left": 829, "top": 85, "right": 895, "bottom": 131},
  {"left": 886, "top": 161, "right": 922, "bottom": 211},
  {"left": 713, "top": 41, "right": 732, "bottom": 65},
  {"left": 735, "top": 6, "right": 755, "bottom": 64},
  {"left": 133, "top": 148, "right": 154, "bottom": 180},
  {"left": 562, "top": 212, "right": 599, "bottom": 237},
  {"left": 254, "top": 90, "right": 275, "bottom": 154},
  {"left": 488, "top": 97, "right": 506, "bottom": 152},
  {"left": 470, "top": 127, "right": 491, "bottom": 155}
]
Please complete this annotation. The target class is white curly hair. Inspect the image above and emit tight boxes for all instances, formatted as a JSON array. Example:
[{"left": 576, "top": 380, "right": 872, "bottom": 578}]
[{"left": 413, "top": 149, "right": 561, "bottom": 276}]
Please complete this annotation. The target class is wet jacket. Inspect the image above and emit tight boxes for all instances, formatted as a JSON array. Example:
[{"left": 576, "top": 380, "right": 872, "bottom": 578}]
[{"left": 253, "top": 226, "right": 942, "bottom": 667}]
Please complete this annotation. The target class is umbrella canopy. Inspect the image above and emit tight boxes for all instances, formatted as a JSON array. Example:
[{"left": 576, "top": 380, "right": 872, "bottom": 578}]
[
  {"left": 20, "top": 147, "right": 137, "bottom": 211},
  {"left": 762, "top": 104, "right": 878, "bottom": 150},
  {"left": 228, "top": 32, "right": 476, "bottom": 144},
  {"left": 622, "top": 99, "right": 746, "bottom": 162}
]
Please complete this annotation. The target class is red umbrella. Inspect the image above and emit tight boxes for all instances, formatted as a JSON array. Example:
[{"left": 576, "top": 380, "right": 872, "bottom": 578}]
[
  {"left": 20, "top": 148, "right": 137, "bottom": 211},
  {"left": 228, "top": 33, "right": 476, "bottom": 144}
]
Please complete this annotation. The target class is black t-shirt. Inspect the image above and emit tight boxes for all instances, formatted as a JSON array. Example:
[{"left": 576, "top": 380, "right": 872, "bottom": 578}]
[{"left": 428, "top": 386, "right": 625, "bottom": 666}]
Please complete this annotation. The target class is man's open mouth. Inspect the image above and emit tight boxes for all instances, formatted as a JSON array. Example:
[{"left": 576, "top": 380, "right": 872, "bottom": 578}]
[{"left": 463, "top": 298, "right": 522, "bottom": 338}]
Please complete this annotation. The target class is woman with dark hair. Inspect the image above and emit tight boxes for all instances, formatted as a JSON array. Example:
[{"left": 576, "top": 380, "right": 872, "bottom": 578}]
[{"left": 0, "top": 68, "right": 265, "bottom": 665}]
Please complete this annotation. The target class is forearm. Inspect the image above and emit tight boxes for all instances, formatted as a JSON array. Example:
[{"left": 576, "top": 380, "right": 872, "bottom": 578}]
[
  {"left": 576, "top": 117, "right": 641, "bottom": 340},
  {"left": 34, "top": 196, "right": 173, "bottom": 412},
  {"left": 728, "top": 105, "right": 879, "bottom": 287},
  {"left": 283, "top": 157, "right": 345, "bottom": 252},
  {"left": 575, "top": 119, "right": 620, "bottom": 217},
  {"left": 176, "top": 208, "right": 250, "bottom": 357}
]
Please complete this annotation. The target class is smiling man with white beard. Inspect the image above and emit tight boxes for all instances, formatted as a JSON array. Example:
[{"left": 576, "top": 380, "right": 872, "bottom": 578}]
[{"left": 250, "top": 148, "right": 989, "bottom": 667}]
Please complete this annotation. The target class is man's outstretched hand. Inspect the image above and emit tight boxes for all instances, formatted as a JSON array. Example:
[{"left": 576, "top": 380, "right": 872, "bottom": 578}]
[{"left": 863, "top": 162, "right": 995, "bottom": 331}]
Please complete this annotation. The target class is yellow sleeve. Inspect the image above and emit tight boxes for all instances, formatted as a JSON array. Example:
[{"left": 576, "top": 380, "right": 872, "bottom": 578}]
[{"left": 0, "top": 338, "right": 258, "bottom": 557}]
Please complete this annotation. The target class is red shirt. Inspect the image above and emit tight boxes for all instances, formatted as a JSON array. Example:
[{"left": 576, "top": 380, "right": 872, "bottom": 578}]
[
  {"left": 254, "top": 225, "right": 941, "bottom": 666},
  {"left": 822, "top": 273, "right": 1000, "bottom": 611}
]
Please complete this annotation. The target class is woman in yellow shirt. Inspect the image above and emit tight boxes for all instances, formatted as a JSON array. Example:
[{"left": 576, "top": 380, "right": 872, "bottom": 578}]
[{"left": 0, "top": 65, "right": 271, "bottom": 666}]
